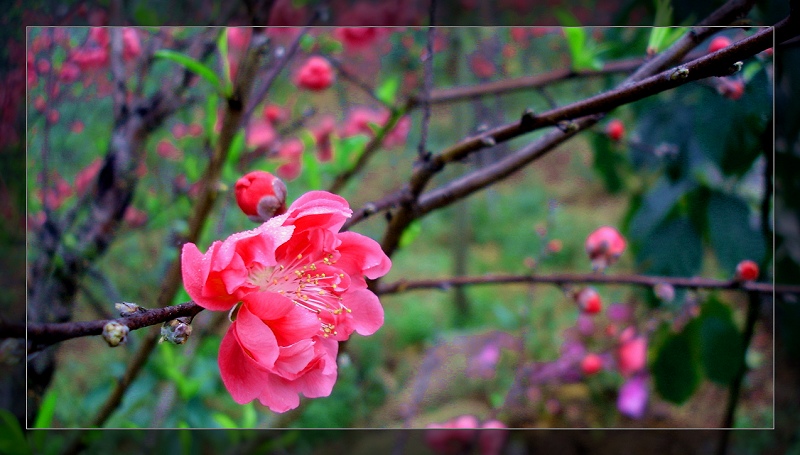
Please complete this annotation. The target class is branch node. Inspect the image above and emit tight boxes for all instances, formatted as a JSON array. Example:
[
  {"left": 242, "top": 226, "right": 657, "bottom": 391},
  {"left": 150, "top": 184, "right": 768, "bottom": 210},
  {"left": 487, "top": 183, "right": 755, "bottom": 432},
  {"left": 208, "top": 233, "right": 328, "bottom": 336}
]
[
  {"left": 723, "top": 61, "right": 744, "bottom": 76},
  {"left": 102, "top": 322, "right": 130, "bottom": 347},
  {"left": 520, "top": 108, "right": 536, "bottom": 129},
  {"left": 481, "top": 136, "right": 496, "bottom": 147},
  {"left": 115, "top": 302, "right": 144, "bottom": 317},
  {"left": 669, "top": 66, "right": 690, "bottom": 81},
  {"left": 556, "top": 120, "right": 578, "bottom": 133},
  {"left": 160, "top": 317, "right": 193, "bottom": 345}
]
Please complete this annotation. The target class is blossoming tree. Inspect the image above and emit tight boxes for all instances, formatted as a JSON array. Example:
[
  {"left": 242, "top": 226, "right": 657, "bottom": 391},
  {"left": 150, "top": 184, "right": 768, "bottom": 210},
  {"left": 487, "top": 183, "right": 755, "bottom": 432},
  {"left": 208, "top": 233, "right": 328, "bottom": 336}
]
[{"left": 11, "top": 2, "right": 800, "bottom": 453}]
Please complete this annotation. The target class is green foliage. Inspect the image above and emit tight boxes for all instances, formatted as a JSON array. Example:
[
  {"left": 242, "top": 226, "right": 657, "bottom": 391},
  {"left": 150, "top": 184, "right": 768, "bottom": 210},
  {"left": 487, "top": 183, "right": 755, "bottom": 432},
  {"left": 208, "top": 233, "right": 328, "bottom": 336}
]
[
  {"left": 154, "top": 49, "right": 226, "bottom": 96},
  {"left": 707, "top": 192, "right": 766, "bottom": 274},
  {"left": 698, "top": 296, "right": 744, "bottom": 384},
  {"left": 0, "top": 410, "right": 30, "bottom": 455},
  {"left": 651, "top": 320, "right": 701, "bottom": 404},
  {"left": 636, "top": 218, "right": 703, "bottom": 277}
]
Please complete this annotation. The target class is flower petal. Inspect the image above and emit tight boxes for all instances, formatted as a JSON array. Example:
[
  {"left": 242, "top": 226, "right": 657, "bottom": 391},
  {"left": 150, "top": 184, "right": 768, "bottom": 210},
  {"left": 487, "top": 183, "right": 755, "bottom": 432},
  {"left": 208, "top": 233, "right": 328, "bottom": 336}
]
[
  {"left": 257, "top": 374, "right": 301, "bottom": 413},
  {"left": 335, "top": 231, "right": 392, "bottom": 280},
  {"left": 218, "top": 325, "right": 271, "bottom": 404},
  {"left": 284, "top": 190, "right": 352, "bottom": 232},
  {"left": 243, "top": 293, "right": 321, "bottom": 345},
  {"left": 234, "top": 305, "right": 280, "bottom": 367},
  {"left": 181, "top": 242, "right": 237, "bottom": 311},
  {"left": 344, "top": 288, "right": 384, "bottom": 336},
  {"left": 273, "top": 339, "right": 316, "bottom": 379}
]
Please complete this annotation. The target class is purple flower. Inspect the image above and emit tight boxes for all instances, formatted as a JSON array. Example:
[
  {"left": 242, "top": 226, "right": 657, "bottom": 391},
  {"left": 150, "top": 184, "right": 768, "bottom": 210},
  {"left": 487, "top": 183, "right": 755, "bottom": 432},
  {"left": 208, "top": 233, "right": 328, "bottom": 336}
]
[{"left": 617, "top": 375, "right": 648, "bottom": 419}]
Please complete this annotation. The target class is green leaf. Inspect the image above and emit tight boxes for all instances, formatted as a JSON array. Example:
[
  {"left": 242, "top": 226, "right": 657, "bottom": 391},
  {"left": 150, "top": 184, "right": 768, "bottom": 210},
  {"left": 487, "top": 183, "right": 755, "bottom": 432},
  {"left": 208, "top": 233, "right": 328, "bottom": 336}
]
[
  {"left": 707, "top": 192, "right": 765, "bottom": 274},
  {"left": 591, "top": 132, "right": 627, "bottom": 193},
  {"left": 299, "top": 130, "right": 320, "bottom": 189},
  {"left": 699, "top": 297, "right": 744, "bottom": 385},
  {"left": 399, "top": 220, "right": 422, "bottom": 249},
  {"left": 376, "top": 76, "right": 401, "bottom": 106},
  {"left": 562, "top": 28, "right": 588, "bottom": 70},
  {"left": 637, "top": 217, "right": 703, "bottom": 277},
  {"left": 32, "top": 389, "right": 58, "bottom": 428},
  {"left": 647, "top": 28, "right": 670, "bottom": 54},
  {"left": 154, "top": 50, "right": 224, "bottom": 95},
  {"left": 334, "top": 135, "right": 369, "bottom": 170},
  {"left": 217, "top": 29, "right": 233, "bottom": 95},
  {"left": 205, "top": 93, "right": 219, "bottom": 145},
  {"left": 227, "top": 130, "right": 246, "bottom": 167},
  {"left": 213, "top": 412, "right": 239, "bottom": 429},
  {"left": 629, "top": 178, "right": 693, "bottom": 239},
  {"left": 652, "top": 321, "right": 701, "bottom": 404},
  {"left": 0, "top": 410, "right": 31, "bottom": 455},
  {"left": 241, "top": 402, "right": 257, "bottom": 428},
  {"left": 133, "top": 4, "right": 160, "bottom": 25},
  {"left": 299, "top": 34, "right": 316, "bottom": 52}
]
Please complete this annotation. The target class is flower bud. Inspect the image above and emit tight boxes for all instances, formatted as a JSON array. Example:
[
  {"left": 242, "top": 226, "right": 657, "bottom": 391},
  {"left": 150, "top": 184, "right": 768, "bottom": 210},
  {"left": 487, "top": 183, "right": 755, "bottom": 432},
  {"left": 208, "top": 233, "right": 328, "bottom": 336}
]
[
  {"left": 234, "top": 171, "right": 288, "bottom": 222},
  {"left": 102, "top": 321, "right": 129, "bottom": 347},
  {"left": 115, "top": 301, "right": 143, "bottom": 316},
  {"left": 295, "top": 56, "right": 335, "bottom": 91},
  {"left": 653, "top": 282, "right": 675, "bottom": 303},
  {"left": 160, "top": 317, "right": 193, "bottom": 345},
  {"left": 707, "top": 36, "right": 732, "bottom": 53},
  {"left": 576, "top": 287, "right": 602, "bottom": 314},
  {"left": 606, "top": 119, "right": 624, "bottom": 141},
  {"left": 585, "top": 226, "right": 626, "bottom": 271},
  {"left": 581, "top": 353, "right": 603, "bottom": 375},
  {"left": 735, "top": 260, "right": 759, "bottom": 281},
  {"left": 617, "top": 335, "right": 647, "bottom": 376}
]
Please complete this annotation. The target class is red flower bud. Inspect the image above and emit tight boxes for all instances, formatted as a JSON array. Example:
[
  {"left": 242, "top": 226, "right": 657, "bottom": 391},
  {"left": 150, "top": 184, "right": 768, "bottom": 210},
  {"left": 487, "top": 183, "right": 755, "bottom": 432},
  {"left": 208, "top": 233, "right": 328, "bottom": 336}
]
[
  {"left": 606, "top": 119, "right": 624, "bottom": 142},
  {"left": 735, "top": 260, "right": 759, "bottom": 281},
  {"left": 581, "top": 353, "right": 603, "bottom": 375},
  {"left": 585, "top": 226, "right": 626, "bottom": 271},
  {"left": 577, "top": 287, "right": 602, "bottom": 314},
  {"left": 295, "top": 56, "right": 334, "bottom": 91},
  {"left": 234, "top": 171, "right": 288, "bottom": 222},
  {"left": 707, "top": 36, "right": 732, "bottom": 54}
]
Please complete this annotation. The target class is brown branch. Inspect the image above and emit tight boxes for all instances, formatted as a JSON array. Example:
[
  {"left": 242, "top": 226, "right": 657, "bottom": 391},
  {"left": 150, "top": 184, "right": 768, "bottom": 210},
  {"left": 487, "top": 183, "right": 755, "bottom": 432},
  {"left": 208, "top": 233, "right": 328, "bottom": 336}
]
[
  {"left": 372, "top": 0, "right": 770, "bottom": 262},
  {"left": 419, "top": 57, "right": 644, "bottom": 107},
  {"left": 23, "top": 302, "right": 204, "bottom": 347},
  {"left": 377, "top": 273, "right": 797, "bottom": 296}
]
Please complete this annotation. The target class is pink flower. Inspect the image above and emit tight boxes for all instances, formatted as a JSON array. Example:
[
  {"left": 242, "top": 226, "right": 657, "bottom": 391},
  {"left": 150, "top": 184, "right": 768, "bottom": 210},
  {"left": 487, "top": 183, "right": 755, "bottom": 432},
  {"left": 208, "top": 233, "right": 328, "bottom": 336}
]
[
  {"left": 425, "top": 416, "right": 508, "bottom": 455},
  {"left": 246, "top": 119, "right": 277, "bottom": 152},
  {"left": 334, "top": 27, "right": 383, "bottom": 50},
  {"left": 122, "top": 28, "right": 142, "bottom": 61},
  {"left": 74, "top": 158, "right": 103, "bottom": 196},
  {"left": 617, "top": 375, "right": 648, "bottom": 419},
  {"left": 227, "top": 27, "right": 253, "bottom": 82},
  {"left": 617, "top": 334, "right": 647, "bottom": 376},
  {"left": 313, "top": 115, "right": 337, "bottom": 162},
  {"left": 181, "top": 191, "right": 391, "bottom": 411},
  {"left": 156, "top": 139, "right": 183, "bottom": 161},
  {"left": 275, "top": 139, "right": 304, "bottom": 180},
  {"left": 585, "top": 226, "right": 626, "bottom": 271},
  {"left": 71, "top": 47, "right": 108, "bottom": 71},
  {"left": 295, "top": 56, "right": 335, "bottom": 91},
  {"left": 58, "top": 62, "right": 81, "bottom": 83},
  {"left": 218, "top": 291, "right": 339, "bottom": 411}
]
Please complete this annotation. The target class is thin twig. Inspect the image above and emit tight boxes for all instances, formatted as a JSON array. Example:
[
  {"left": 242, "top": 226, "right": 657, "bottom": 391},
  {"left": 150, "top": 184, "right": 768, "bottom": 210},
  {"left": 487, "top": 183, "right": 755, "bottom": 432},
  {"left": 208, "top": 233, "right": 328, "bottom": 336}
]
[
  {"left": 417, "top": 0, "right": 436, "bottom": 162},
  {"left": 377, "top": 273, "right": 795, "bottom": 296},
  {"left": 23, "top": 302, "right": 203, "bottom": 347}
]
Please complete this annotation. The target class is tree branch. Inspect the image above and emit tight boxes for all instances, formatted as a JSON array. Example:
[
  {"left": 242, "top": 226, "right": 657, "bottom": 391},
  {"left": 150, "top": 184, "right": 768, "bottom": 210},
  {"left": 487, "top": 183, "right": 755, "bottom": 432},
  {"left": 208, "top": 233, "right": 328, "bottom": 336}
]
[
  {"left": 377, "top": 273, "right": 796, "bottom": 296},
  {"left": 22, "top": 302, "right": 204, "bottom": 347}
]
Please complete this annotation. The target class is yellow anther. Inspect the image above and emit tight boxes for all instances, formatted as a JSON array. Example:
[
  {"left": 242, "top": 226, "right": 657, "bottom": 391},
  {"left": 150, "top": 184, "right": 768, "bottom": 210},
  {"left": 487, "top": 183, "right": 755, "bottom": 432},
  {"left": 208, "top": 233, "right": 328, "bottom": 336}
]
[{"left": 297, "top": 254, "right": 303, "bottom": 259}]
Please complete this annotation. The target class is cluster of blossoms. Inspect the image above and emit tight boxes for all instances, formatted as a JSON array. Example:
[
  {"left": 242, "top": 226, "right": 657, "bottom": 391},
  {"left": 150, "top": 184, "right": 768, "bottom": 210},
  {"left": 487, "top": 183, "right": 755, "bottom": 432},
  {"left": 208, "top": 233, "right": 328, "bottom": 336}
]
[
  {"left": 181, "top": 175, "right": 391, "bottom": 412},
  {"left": 425, "top": 415, "right": 508, "bottom": 455}
]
